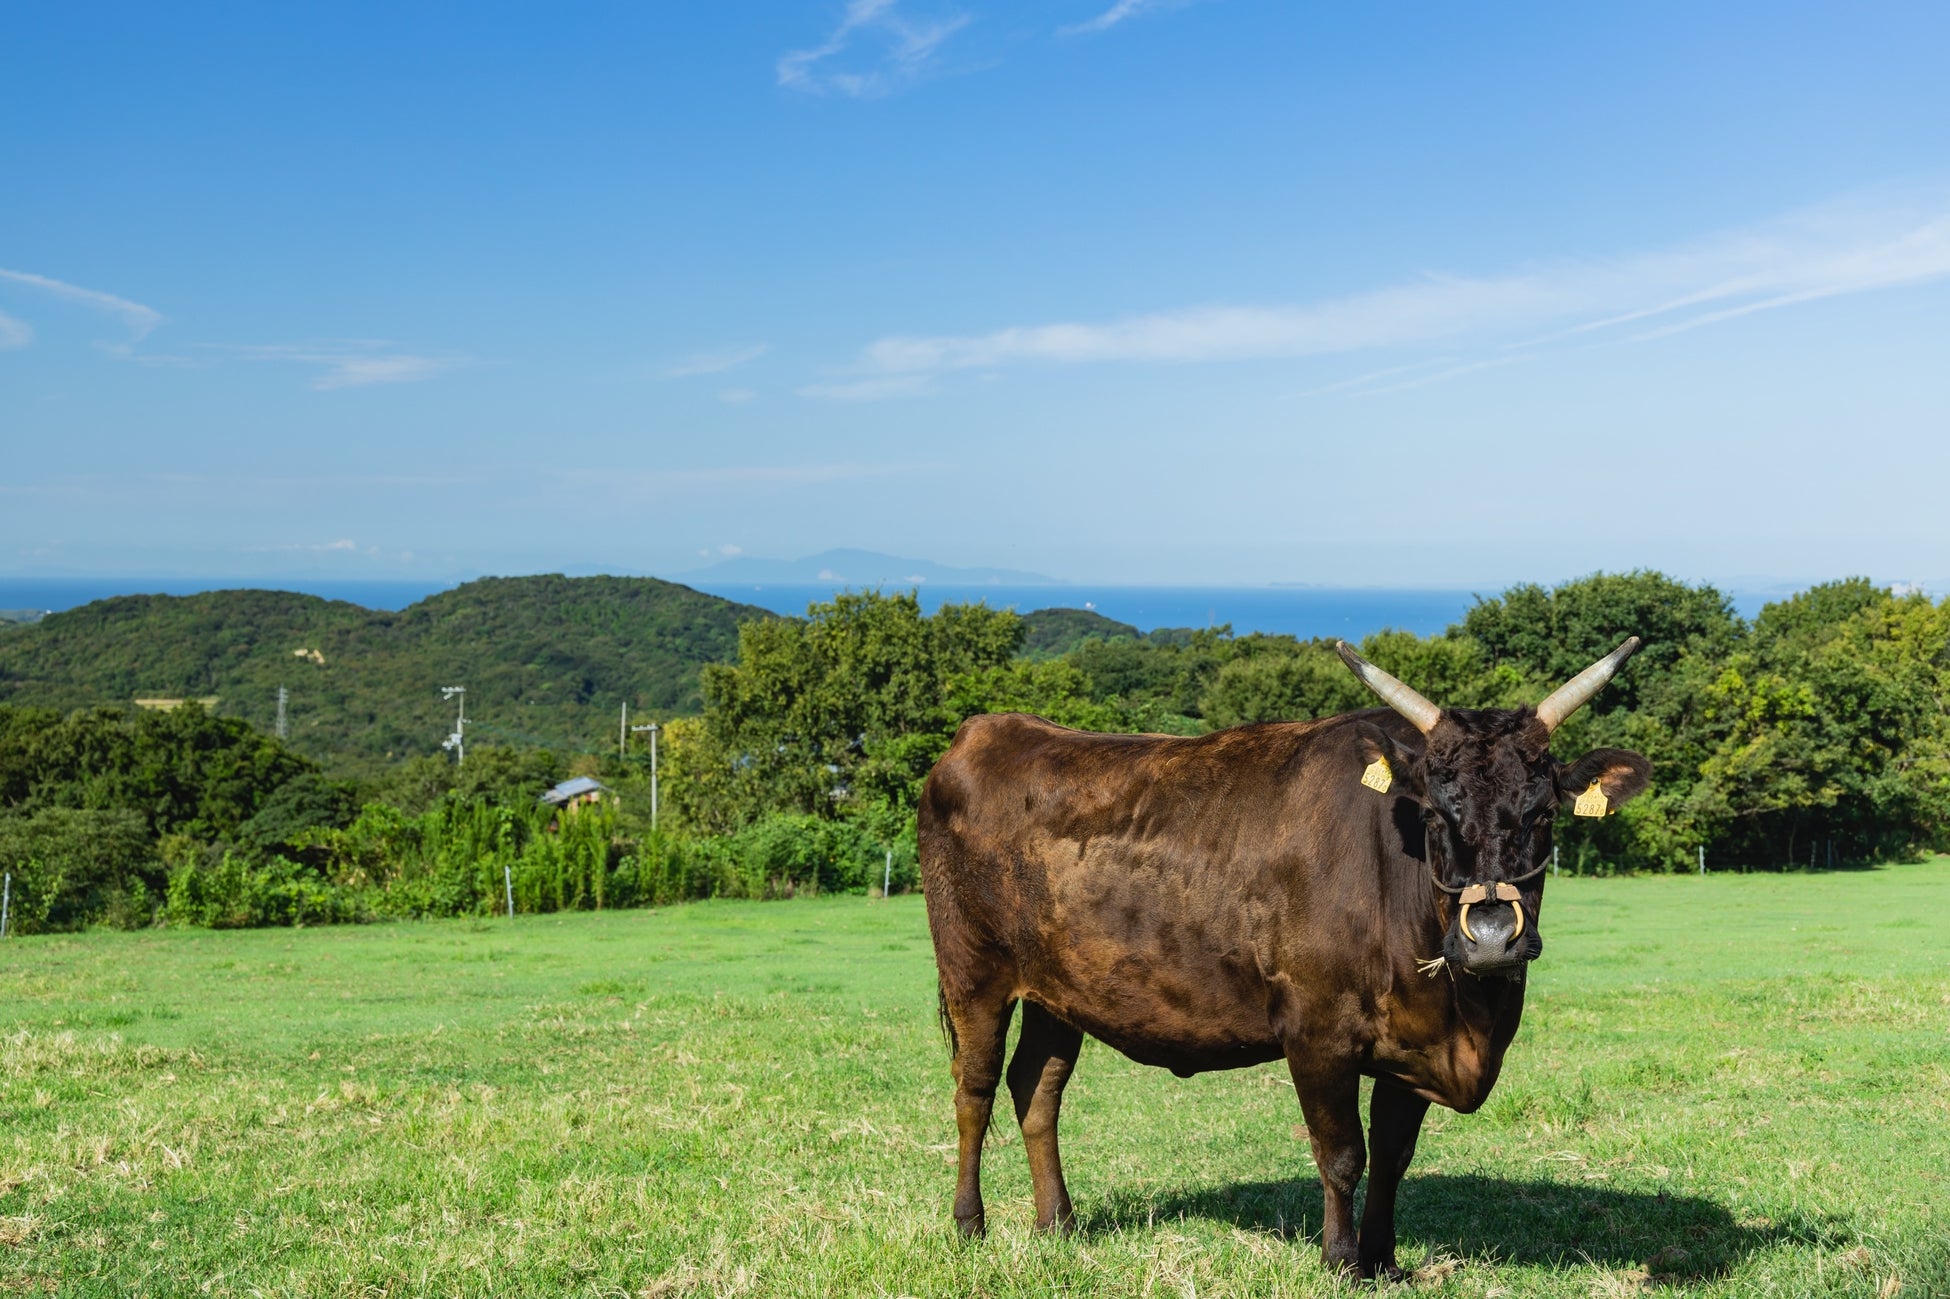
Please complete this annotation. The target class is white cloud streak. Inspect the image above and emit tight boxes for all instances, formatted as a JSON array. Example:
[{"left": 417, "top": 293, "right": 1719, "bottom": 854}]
[
  {"left": 539, "top": 462, "right": 944, "bottom": 506},
  {"left": 0, "top": 309, "right": 32, "bottom": 350},
  {"left": 0, "top": 267, "right": 164, "bottom": 341},
  {"left": 798, "top": 374, "right": 933, "bottom": 401},
  {"left": 245, "top": 538, "right": 362, "bottom": 553},
  {"left": 204, "top": 342, "right": 471, "bottom": 390},
  {"left": 846, "top": 197, "right": 1950, "bottom": 388},
  {"left": 1059, "top": 0, "right": 1185, "bottom": 37},
  {"left": 778, "top": 0, "right": 969, "bottom": 98},
  {"left": 661, "top": 342, "right": 768, "bottom": 378}
]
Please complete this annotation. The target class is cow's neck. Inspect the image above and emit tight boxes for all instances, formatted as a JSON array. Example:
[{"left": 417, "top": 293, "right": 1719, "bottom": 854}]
[{"left": 1388, "top": 862, "right": 1530, "bottom": 1106}]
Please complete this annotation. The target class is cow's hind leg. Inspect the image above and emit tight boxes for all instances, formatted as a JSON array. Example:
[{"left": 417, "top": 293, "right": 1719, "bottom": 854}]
[
  {"left": 944, "top": 984, "right": 1016, "bottom": 1238},
  {"left": 1007, "top": 1000, "right": 1084, "bottom": 1233},
  {"left": 1359, "top": 1076, "right": 1431, "bottom": 1280}
]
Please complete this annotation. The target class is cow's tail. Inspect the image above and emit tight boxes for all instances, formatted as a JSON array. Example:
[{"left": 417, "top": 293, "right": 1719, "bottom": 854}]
[{"left": 937, "top": 983, "right": 958, "bottom": 1058}]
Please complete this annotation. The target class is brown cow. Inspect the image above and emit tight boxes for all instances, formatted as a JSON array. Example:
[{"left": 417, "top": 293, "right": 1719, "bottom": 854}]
[{"left": 918, "top": 638, "right": 1651, "bottom": 1278}]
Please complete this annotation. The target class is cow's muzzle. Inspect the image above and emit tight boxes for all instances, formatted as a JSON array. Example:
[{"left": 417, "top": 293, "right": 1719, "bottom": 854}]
[{"left": 1446, "top": 881, "right": 1542, "bottom": 976}]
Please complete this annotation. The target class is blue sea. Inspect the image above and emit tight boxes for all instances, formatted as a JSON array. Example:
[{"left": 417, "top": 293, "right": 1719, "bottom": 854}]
[
  {"left": 689, "top": 582, "right": 1490, "bottom": 639},
  {"left": 1, "top": 577, "right": 1778, "bottom": 640}
]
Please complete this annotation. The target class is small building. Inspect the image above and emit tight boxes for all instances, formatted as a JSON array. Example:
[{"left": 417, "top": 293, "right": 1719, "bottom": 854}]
[{"left": 539, "top": 776, "right": 610, "bottom": 810}]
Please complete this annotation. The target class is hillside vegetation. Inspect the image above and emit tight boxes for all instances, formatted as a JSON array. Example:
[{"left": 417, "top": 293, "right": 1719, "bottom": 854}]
[
  {"left": 5, "top": 570, "right": 1949, "bottom": 935},
  {"left": 0, "top": 576, "right": 772, "bottom": 769}
]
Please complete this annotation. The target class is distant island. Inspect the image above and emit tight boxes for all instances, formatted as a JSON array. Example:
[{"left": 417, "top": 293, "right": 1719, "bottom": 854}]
[{"left": 674, "top": 548, "right": 1063, "bottom": 587}]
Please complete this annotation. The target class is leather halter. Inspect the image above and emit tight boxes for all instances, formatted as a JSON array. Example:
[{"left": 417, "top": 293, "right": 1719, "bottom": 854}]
[
  {"left": 1428, "top": 859, "right": 1547, "bottom": 896},
  {"left": 1430, "top": 860, "right": 1546, "bottom": 946}
]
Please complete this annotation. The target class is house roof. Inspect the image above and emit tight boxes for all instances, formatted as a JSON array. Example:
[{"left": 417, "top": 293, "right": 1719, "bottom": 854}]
[{"left": 540, "top": 776, "right": 608, "bottom": 805}]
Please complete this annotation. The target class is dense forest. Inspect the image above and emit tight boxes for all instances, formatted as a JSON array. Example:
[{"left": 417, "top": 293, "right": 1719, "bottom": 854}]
[
  {"left": 1, "top": 570, "right": 1945, "bottom": 933},
  {"left": 0, "top": 576, "right": 769, "bottom": 768}
]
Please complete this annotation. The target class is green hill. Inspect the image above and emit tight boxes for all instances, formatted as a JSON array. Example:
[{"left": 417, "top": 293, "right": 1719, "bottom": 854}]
[
  {"left": 0, "top": 576, "right": 774, "bottom": 770},
  {"left": 1018, "top": 606, "right": 1141, "bottom": 658}
]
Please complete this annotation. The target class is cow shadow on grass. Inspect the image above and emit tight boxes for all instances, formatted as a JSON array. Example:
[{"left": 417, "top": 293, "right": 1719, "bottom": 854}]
[{"left": 1080, "top": 1174, "right": 1845, "bottom": 1280}]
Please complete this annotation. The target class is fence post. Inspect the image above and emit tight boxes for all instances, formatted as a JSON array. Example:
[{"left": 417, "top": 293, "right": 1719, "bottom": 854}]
[
  {"left": 1698, "top": 845, "right": 1705, "bottom": 876},
  {"left": 883, "top": 850, "right": 892, "bottom": 900},
  {"left": 504, "top": 863, "right": 515, "bottom": 919},
  {"left": 1551, "top": 845, "right": 1558, "bottom": 877},
  {"left": 1, "top": 872, "right": 10, "bottom": 938}
]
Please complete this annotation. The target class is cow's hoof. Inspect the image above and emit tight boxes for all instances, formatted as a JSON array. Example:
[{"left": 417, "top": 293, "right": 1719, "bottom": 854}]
[
  {"left": 1033, "top": 1210, "right": 1076, "bottom": 1236},
  {"left": 954, "top": 1212, "right": 986, "bottom": 1239},
  {"left": 1359, "top": 1258, "right": 1409, "bottom": 1283}
]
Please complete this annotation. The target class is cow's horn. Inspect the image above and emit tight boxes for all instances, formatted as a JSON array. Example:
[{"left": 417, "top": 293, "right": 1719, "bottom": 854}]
[
  {"left": 1534, "top": 636, "right": 1642, "bottom": 732},
  {"left": 1336, "top": 642, "right": 1441, "bottom": 734}
]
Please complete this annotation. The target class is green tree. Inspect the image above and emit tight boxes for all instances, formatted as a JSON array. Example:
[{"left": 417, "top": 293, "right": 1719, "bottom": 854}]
[
  {"left": 2, "top": 703, "right": 311, "bottom": 841},
  {"left": 0, "top": 807, "right": 157, "bottom": 932},
  {"left": 1462, "top": 570, "right": 1742, "bottom": 717},
  {"left": 682, "top": 592, "right": 1022, "bottom": 830}
]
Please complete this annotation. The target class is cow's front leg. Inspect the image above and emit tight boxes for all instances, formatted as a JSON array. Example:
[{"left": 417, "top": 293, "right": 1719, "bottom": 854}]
[
  {"left": 1286, "top": 1056, "right": 1365, "bottom": 1275},
  {"left": 1359, "top": 1076, "right": 1431, "bottom": 1280}
]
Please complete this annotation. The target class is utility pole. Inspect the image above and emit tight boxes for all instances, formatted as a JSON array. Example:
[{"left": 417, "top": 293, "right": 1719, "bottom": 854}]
[
  {"left": 620, "top": 701, "right": 628, "bottom": 758},
  {"left": 632, "top": 721, "right": 661, "bottom": 828},
  {"left": 631, "top": 721, "right": 661, "bottom": 828},
  {"left": 440, "top": 685, "right": 466, "bottom": 765},
  {"left": 275, "top": 685, "right": 288, "bottom": 740}
]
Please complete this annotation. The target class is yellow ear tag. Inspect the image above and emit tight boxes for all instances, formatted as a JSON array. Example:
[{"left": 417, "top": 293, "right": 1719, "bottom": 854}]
[
  {"left": 1360, "top": 756, "right": 1393, "bottom": 793},
  {"left": 1573, "top": 781, "right": 1609, "bottom": 818}
]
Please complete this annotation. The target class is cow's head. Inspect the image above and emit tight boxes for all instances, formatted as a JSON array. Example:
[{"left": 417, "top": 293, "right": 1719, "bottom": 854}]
[{"left": 1336, "top": 638, "right": 1651, "bottom": 978}]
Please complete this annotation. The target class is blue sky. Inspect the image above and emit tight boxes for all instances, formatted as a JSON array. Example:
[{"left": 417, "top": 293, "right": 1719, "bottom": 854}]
[{"left": 4, "top": 1, "right": 1949, "bottom": 586}]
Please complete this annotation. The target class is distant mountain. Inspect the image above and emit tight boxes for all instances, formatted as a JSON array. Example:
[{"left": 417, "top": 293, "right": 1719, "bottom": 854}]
[
  {"left": 0, "top": 576, "right": 773, "bottom": 771},
  {"left": 1019, "top": 607, "right": 1140, "bottom": 658},
  {"left": 678, "top": 549, "right": 1062, "bottom": 587}
]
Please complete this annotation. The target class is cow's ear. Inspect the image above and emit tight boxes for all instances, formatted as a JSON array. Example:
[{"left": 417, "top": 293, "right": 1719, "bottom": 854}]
[
  {"left": 1557, "top": 748, "right": 1651, "bottom": 814},
  {"left": 1354, "top": 721, "right": 1425, "bottom": 802}
]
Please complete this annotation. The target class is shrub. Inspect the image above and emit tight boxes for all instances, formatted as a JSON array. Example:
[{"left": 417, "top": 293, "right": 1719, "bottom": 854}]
[{"left": 0, "top": 808, "right": 158, "bottom": 933}]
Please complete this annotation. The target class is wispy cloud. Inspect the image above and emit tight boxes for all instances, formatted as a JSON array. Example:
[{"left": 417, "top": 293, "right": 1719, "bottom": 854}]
[
  {"left": 538, "top": 461, "right": 943, "bottom": 507},
  {"left": 798, "top": 374, "right": 934, "bottom": 401},
  {"left": 778, "top": 0, "right": 970, "bottom": 98},
  {"left": 0, "top": 267, "right": 164, "bottom": 342},
  {"left": 718, "top": 387, "right": 760, "bottom": 404},
  {"left": 1349, "top": 353, "right": 1537, "bottom": 398},
  {"left": 1059, "top": 0, "right": 1189, "bottom": 37},
  {"left": 661, "top": 342, "right": 768, "bottom": 378},
  {"left": 841, "top": 196, "right": 1950, "bottom": 393},
  {"left": 0, "top": 269, "right": 471, "bottom": 391},
  {"left": 244, "top": 538, "right": 362, "bottom": 553},
  {"left": 204, "top": 342, "right": 471, "bottom": 390}
]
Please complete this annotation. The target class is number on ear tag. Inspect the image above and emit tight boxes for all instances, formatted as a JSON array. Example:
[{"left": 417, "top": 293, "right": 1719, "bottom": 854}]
[
  {"left": 1573, "top": 781, "right": 1609, "bottom": 818},
  {"left": 1360, "top": 756, "right": 1393, "bottom": 793}
]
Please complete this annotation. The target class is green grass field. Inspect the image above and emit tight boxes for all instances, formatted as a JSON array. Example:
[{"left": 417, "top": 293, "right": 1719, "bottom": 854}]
[{"left": 4, "top": 862, "right": 1948, "bottom": 1297}]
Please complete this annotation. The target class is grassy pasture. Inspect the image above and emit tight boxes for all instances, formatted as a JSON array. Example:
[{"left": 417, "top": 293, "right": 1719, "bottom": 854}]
[{"left": 3, "top": 864, "right": 1948, "bottom": 1297}]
